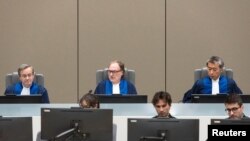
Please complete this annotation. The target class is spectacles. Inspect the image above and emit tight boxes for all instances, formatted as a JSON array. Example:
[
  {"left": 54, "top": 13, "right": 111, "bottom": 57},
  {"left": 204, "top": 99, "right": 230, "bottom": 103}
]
[
  {"left": 225, "top": 107, "right": 240, "bottom": 113},
  {"left": 108, "top": 70, "right": 121, "bottom": 74}
]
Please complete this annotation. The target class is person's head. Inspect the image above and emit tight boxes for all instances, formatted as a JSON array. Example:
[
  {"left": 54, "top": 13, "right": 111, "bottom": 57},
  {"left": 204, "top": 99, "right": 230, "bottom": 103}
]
[
  {"left": 224, "top": 94, "right": 244, "bottom": 119},
  {"left": 206, "top": 56, "right": 224, "bottom": 80},
  {"left": 107, "top": 60, "right": 125, "bottom": 84},
  {"left": 18, "top": 64, "right": 35, "bottom": 88},
  {"left": 152, "top": 91, "right": 172, "bottom": 117},
  {"left": 79, "top": 91, "right": 100, "bottom": 109}
]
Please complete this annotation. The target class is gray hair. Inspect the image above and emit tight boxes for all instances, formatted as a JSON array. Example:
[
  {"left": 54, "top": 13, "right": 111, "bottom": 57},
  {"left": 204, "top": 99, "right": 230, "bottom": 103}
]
[{"left": 206, "top": 56, "right": 224, "bottom": 69}]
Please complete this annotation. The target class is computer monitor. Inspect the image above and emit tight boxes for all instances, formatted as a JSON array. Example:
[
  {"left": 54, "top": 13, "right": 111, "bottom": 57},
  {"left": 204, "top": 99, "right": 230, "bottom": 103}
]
[
  {"left": 191, "top": 94, "right": 250, "bottom": 103},
  {"left": 191, "top": 94, "right": 228, "bottom": 103},
  {"left": 208, "top": 119, "right": 250, "bottom": 140},
  {"left": 0, "top": 95, "right": 43, "bottom": 103},
  {"left": 41, "top": 108, "right": 113, "bottom": 141},
  {"left": 0, "top": 117, "right": 33, "bottom": 141},
  {"left": 211, "top": 118, "right": 250, "bottom": 125},
  {"left": 96, "top": 94, "right": 147, "bottom": 103},
  {"left": 128, "top": 118, "right": 199, "bottom": 141}
]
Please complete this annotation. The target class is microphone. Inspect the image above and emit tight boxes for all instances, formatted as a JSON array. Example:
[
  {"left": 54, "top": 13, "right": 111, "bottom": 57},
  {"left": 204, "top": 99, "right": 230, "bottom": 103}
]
[{"left": 88, "top": 90, "right": 93, "bottom": 94}]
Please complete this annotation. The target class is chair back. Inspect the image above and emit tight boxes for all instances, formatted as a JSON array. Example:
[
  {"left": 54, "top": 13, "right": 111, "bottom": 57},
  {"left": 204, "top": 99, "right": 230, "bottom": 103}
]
[
  {"left": 194, "top": 67, "right": 233, "bottom": 82},
  {"left": 96, "top": 68, "right": 135, "bottom": 85},
  {"left": 5, "top": 72, "right": 44, "bottom": 88}
]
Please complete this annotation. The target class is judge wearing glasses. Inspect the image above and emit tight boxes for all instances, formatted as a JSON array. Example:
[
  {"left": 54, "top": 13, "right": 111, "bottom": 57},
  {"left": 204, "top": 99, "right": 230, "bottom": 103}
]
[
  {"left": 224, "top": 94, "right": 249, "bottom": 119},
  {"left": 94, "top": 60, "right": 137, "bottom": 95}
]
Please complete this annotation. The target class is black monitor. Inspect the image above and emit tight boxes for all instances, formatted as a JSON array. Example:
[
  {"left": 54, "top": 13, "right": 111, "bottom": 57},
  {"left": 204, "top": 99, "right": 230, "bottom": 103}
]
[
  {"left": 96, "top": 94, "right": 147, "bottom": 103},
  {"left": 128, "top": 118, "right": 199, "bottom": 141},
  {"left": 208, "top": 119, "right": 250, "bottom": 140},
  {"left": 211, "top": 118, "right": 250, "bottom": 125},
  {"left": 191, "top": 94, "right": 227, "bottom": 103},
  {"left": 41, "top": 108, "right": 113, "bottom": 141},
  {"left": 0, "top": 95, "right": 43, "bottom": 103},
  {"left": 0, "top": 117, "right": 33, "bottom": 141},
  {"left": 191, "top": 94, "right": 250, "bottom": 103}
]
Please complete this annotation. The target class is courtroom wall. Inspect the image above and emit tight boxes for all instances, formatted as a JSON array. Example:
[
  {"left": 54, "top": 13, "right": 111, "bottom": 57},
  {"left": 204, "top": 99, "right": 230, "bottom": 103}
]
[
  {"left": 166, "top": 0, "right": 250, "bottom": 101},
  {"left": 0, "top": 0, "right": 250, "bottom": 102}
]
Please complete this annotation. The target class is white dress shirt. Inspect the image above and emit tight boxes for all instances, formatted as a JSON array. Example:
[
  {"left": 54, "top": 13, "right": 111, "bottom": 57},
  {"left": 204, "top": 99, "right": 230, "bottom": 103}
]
[
  {"left": 21, "top": 86, "right": 30, "bottom": 95},
  {"left": 212, "top": 78, "right": 220, "bottom": 95},
  {"left": 112, "top": 83, "right": 120, "bottom": 94}
]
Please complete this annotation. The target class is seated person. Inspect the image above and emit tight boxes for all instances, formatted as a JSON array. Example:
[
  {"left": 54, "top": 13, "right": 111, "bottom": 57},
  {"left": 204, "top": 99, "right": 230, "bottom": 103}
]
[
  {"left": 79, "top": 91, "right": 117, "bottom": 141},
  {"left": 224, "top": 93, "right": 249, "bottom": 119},
  {"left": 152, "top": 91, "right": 175, "bottom": 118},
  {"left": 94, "top": 60, "right": 137, "bottom": 95},
  {"left": 4, "top": 64, "right": 50, "bottom": 103},
  {"left": 79, "top": 91, "right": 100, "bottom": 108},
  {"left": 183, "top": 56, "right": 242, "bottom": 103}
]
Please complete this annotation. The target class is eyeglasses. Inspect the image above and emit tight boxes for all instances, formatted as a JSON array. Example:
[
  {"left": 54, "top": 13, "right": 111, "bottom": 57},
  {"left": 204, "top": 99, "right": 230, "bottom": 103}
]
[
  {"left": 225, "top": 107, "right": 240, "bottom": 113},
  {"left": 108, "top": 70, "right": 121, "bottom": 74}
]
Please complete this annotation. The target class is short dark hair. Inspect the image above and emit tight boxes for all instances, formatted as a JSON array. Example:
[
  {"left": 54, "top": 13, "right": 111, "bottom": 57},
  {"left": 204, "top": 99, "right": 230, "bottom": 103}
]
[
  {"left": 224, "top": 94, "right": 243, "bottom": 107},
  {"left": 79, "top": 91, "right": 100, "bottom": 108},
  {"left": 206, "top": 56, "right": 224, "bottom": 69},
  {"left": 152, "top": 91, "right": 172, "bottom": 106}
]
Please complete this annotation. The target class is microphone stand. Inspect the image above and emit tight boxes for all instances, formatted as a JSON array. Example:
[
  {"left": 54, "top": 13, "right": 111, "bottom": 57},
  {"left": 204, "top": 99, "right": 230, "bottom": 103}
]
[{"left": 51, "top": 122, "right": 89, "bottom": 141}]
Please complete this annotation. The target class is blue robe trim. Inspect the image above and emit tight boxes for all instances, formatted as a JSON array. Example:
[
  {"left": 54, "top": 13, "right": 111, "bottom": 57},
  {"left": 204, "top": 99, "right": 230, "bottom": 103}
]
[
  {"left": 13, "top": 82, "right": 40, "bottom": 95},
  {"left": 4, "top": 82, "right": 50, "bottom": 103},
  {"left": 201, "top": 76, "right": 228, "bottom": 94},
  {"left": 105, "top": 79, "right": 128, "bottom": 95},
  {"left": 182, "top": 75, "right": 242, "bottom": 103},
  {"left": 94, "top": 79, "right": 137, "bottom": 95}
]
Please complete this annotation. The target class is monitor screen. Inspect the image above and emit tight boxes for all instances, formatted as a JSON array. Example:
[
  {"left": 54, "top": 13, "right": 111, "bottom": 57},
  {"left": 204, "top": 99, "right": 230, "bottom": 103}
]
[
  {"left": 0, "top": 95, "right": 43, "bottom": 103},
  {"left": 96, "top": 94, "right": 147, "bottom": 103},
  {"left": 41, "top": 108, "right": 113, "bottom": 141},
  {"left": 191, "top": 94, "right": 250, "bottom": 103},
  {"left": 191, "top": 94, "right": 227, "bottom": 103},
  {"left": 211, "top": 118, "right": 250, "bottom": 125},
  {"left": 208, "top": 119, "right": 250, "bottom": 140},
  {"left": 0, "top": 117, "right": 33, "bottom": 141},
  {"left": 128, "top": 118, "right": 199, "bottom": 141}
]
